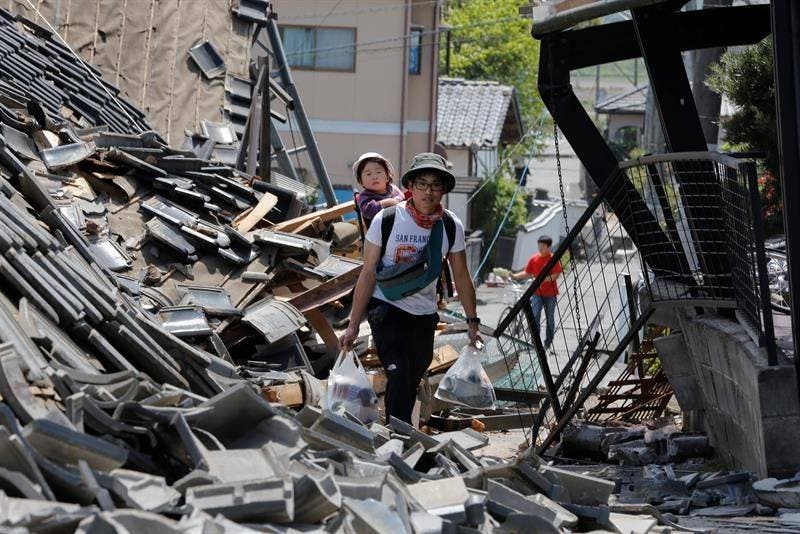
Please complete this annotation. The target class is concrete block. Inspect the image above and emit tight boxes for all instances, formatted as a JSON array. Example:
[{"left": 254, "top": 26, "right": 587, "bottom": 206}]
[
  {"left": 334, "top": 474, "right": 386, "bottom": 501},
  {"left": 445, "top": 440, "right": 482, "bottom": 472},
  {"left": 410, "top": 511, "right": 445, "bottom": 534},
  {"left": 189, "top": 383, "right": 278, "bottom": 446},
  {"left": 431, "top": 428, "right": 489, "bottom": 451},
  {"left": 107, "top": 469, "right": 181, "bottom": 512},
  {"left": 401, "top": 442, "right": 425, "bottom": 468},
  {"left": 653, "top": 332, "right": 704, "bottom": 411},
  {"left": 229, "top": 414, "right": 306, "bottom": 457},
  {"left": 350, "top": 458, "right": 393, "bottom": 478},
  {"left": 0, "top": 492, "right": 88, "bottom": 526},
  {"left": 295, "top": 405, "right": 322, "bottom": 428},
  {"left": 0, "top": 426, "right": 54, "bottom": 501},
  {"left": 608, "top": 511, "right": 658, "bottom": 533},
  {"left": 22, "top": 419, "right": 128, "bottom": 472},
  {"left": 389, "top": 417, "right": 438, "bottom": 449},
  {"left": 501, "top": 512, "right": 560, "bottom": 534},
  {"left": 387, "top": 453, "right": 421, "bottom": 483},
  {"left": 309, "top": 410, "right": 375, "bottom": 454},
  {"left": 170, "top": 470, "right": 220, "bottom": 495},
  {"left": 343, "top": 497, "right": 408, "bottom": 534},
  {"left": 0, "top": 466, "right": 46, "bottom": 499},
  {"left": 406, "top": 477, "right": 469, "bottom": 523},
  {"left": 486, "top": 479, "right": 577, "bottom": 529},
  {"left": 293, "top": 471, "right": 341, "bottom": 523},
  {"left": 376, "top": 439, "right": 405, "bottom": 458},
  {"left": 753, "top": 477, "right": 800, "bottom": 508},
  {"left": 75, "top": 510, "right": 183, "bottom": 533},
  {"left": 465, "top": 491, "right": 486, "bottom": 527},
  {"left": 759, "top": 365, "right": 800, "bottom": 418},
  {"left": 762, "top": 416, "right": 800, "bottom": 478},
  {"left": 539, "top": 465, "right": 614, "bottom": 506},
  {"left": 186, "top": 477, "right": 294, "bottom": 522},
  {"left": 204, "top": 445, "right": 287, "bottom": 484}
]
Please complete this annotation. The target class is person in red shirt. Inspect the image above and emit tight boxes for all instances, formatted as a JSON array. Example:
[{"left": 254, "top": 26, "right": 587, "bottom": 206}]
[{"left": 512, "top": 235, "right": 562, "bottom": 348}]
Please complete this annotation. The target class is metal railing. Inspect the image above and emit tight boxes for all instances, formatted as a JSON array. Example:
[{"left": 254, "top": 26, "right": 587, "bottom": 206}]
[
  {"left": 621, "top": 153, "right": 775, "bottom": 359},
  {"left": 494, "top": 152, "right": 776, "bottom": 451}
]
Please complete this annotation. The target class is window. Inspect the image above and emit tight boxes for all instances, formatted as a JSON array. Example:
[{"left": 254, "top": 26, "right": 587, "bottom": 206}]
[
  {"left": 280, "top": 26, "right": 356, "bottom": 72},
  {"left": 408, "top": 26, "right": 423, "bottom": 75}
]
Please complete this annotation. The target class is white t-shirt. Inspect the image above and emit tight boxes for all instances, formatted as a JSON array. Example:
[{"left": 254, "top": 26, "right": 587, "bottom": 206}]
[{"left": 366, "top": 201, "right": 466, "bottom": 315}]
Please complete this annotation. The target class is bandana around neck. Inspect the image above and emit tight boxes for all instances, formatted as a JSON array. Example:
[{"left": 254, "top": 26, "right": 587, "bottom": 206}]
[{"left": 406, "top": 199, "right": 443, "bottom": 229}]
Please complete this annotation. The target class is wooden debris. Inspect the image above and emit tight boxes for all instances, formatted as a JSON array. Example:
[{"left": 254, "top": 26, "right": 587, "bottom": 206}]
[
  {"left": 271, "top": 200, "right": 355, "bottom": 233},
  {"left": 232, "top": 191, "right": 278, "bottom": 233}
]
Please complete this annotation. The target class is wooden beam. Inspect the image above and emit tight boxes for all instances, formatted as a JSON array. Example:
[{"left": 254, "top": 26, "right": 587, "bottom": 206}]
[
  {"left": 263, "top": 371, "right": 387, "bottom": 408},
  {"left": 233, "top": 191, "right": 278, "bottom": 233},
  {"left": 271, "top": 201, "right": 355, "bottom": 233},
  {"left": 305, "top": 308, "right": 338, "bottom": 352}
]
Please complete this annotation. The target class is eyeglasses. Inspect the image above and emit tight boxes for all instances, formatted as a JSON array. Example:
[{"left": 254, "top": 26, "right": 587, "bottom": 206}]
[{"left": 412, "top": 180, "right": 445, "bottom": 192}]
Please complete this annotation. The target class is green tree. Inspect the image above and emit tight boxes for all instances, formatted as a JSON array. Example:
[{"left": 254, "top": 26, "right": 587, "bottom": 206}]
[
  {"left": 470, "top": 174, "right": 527, "bottom": 273},
  {"left": 443, "top": 0, "right": 544, "bottom": 127},
  {"left": 707, "top": 38, "right": 782, "bottom": 235}
]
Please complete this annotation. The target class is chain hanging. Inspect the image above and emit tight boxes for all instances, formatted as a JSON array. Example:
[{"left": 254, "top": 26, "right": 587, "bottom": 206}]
[{"left": 553, "top": 121, "right": 583, "bottom": 343}]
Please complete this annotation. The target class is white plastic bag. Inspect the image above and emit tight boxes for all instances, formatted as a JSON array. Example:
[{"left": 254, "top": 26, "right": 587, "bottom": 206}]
[
  {"left": 434, "top": 344, "right": 496, "bottom": 409},
  {"left": 325, "top": 350, "right": 379, "bottom": 424}
]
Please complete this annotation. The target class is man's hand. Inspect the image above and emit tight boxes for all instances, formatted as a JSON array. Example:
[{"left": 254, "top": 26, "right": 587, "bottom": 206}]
[
  {"left": 338, "top": 324, "right": 359, "bottom": 351},
  {"left": 468, "top": 322, "right": 483, "bottom": 345}
]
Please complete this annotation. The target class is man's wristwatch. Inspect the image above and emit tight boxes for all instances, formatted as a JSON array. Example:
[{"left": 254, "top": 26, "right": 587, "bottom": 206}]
[{"left": 466, "top": 317, "right": 481, "bottom": 325}]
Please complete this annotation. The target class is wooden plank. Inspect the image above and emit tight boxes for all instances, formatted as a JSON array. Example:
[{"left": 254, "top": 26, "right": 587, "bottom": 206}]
[
  {"left": 288, "top": 266, "right": 362, "bottom": 313},
  {"left": 428, "top": 344, "right": 459, "bottom": 374},
  {"left": 233, "top": 191, "right": 279, "bottom": 233},
  {"left": 272, "top": 201, "right": 355, "bottom": 233},
  {"left": 262, "top": 370, "right": 387, "bottom": 408},
  {"left": 305, "top": 308, "right": 338, "bottom": 352},
  {"left": 291, "top": 216, "right": 322, "bottom": 237},
  {"left": 262, "top": 382, "right": 304, "bottom": 406}
]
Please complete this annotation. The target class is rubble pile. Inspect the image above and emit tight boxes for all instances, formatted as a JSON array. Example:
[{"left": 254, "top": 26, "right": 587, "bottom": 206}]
[
  {"left": 557, "top": 420, "right": 800, "bottom": 530},
  {"left": 0, "top": 11, "right": 636, "bottom": 534},
  {"left": 561, "top": 420, "right": 713, "bottom": 466}
]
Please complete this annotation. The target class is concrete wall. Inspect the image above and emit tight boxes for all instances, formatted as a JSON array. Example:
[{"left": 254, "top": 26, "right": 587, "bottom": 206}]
[{"left": 654, "top": 309, "right": 800, "bottom": 478}]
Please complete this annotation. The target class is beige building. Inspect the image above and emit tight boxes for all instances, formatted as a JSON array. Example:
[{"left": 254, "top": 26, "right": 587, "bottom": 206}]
[{"left": 269, "top": 0, "right": 441, "bottom": 196}]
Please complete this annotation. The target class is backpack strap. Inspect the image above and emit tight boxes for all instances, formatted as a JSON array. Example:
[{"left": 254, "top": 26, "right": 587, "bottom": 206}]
[
  {"left": 442, "top": 211, "right": 456, "bottom": 255},
  {"left": 353, "top": 191, "right": 366, "bottom": 244},
  {"left": 379, "top": 205, "right": 397, "bottom": 260},
  {"left": 441, "top": 211, "right": 457, "bottom": 298}
]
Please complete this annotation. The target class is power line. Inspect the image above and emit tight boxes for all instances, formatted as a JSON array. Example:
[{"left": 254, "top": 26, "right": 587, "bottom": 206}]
[
  {"left": 283, "top": 16, "right": 519, "bottom": 58},
  {"left": 455, "top": 112, "right": 549, "bottom": 211},
  {"left": 312, "top": 0, "right": 345, "bottom": 29},
  {"left": 277, "top": 1, "right": 443, "bottom": 22},
  {"left": 471, "top": 142, "right": 537, "bottom": 283}
]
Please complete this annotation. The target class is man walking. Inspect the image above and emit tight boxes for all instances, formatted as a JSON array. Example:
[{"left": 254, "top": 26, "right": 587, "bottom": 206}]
[
  {"left": 339, "top": 153, "right": 482, "bottom": 424},
  {"left": 512, "top": 235, "right": 562, "bottom": 348}
]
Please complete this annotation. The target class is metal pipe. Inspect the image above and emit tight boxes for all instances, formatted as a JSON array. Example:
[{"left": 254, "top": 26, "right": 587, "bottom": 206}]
[
  {"left": 744, "top": 160, "right": 777, "bottom": 365},
  {"left": 258, "top": 55, "right": 270, "bottom": 182},
  {"left": 271, "top": 144, "right": 306, "bottom": 160},
  {"left": 270, "top": 125, "right": 301, "bottom": 182},
  {"left": 771, "top": 0, "right": 800, "bottom": 387},
  {"left": 265, "top": 15, "right": 337, "bottom": 206},
  {"left": 399, "top": 0, "right": 412, "bottom": 173}
]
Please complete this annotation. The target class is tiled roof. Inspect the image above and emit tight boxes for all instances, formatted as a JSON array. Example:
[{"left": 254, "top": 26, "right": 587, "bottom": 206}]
[
  {"left": 437, "top": 78, "right": 523, "bottom": 148},
  {"left": 595, "top": 84, "right": 648, "bottom": 114}
]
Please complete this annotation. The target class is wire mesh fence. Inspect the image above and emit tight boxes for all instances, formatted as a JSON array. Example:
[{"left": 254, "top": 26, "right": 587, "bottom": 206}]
[{"left": 494, "top": 152, "right": 776, "bottom": 451}]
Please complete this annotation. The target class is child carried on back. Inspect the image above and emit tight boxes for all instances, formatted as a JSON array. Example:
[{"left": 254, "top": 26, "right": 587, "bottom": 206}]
[{"left": 353, "top": 152, "right": 406, "bottom": 229}]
